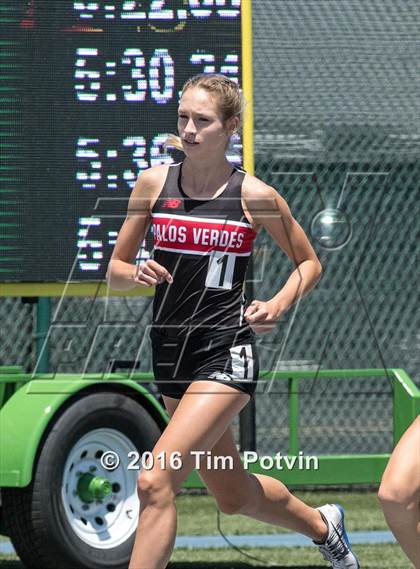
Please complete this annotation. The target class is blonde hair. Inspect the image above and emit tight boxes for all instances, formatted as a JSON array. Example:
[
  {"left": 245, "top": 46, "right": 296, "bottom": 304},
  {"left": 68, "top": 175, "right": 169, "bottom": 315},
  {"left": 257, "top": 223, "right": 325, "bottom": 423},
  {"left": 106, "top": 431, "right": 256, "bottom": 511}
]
[{"left": 164, "top": 73, "right": 244, "bottom": 152}]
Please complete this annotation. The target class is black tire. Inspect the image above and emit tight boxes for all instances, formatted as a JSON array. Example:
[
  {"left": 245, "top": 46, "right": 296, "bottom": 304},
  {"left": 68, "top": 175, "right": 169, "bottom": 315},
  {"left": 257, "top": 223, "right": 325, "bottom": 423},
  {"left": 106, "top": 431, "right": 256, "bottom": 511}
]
[{"left": 2, "top": 391, "right": 162, "bottom": 569}]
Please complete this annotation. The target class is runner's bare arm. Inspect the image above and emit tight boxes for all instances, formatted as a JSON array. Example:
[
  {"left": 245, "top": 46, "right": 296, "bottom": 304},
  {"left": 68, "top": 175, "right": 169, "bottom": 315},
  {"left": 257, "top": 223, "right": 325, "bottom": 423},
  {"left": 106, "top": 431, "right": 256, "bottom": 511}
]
[
  {"left": 106, "top": 167, "right": 172, "bottom": 291},
  {"left": 244, "top": 176, "right": 322, "bottom": 318}
]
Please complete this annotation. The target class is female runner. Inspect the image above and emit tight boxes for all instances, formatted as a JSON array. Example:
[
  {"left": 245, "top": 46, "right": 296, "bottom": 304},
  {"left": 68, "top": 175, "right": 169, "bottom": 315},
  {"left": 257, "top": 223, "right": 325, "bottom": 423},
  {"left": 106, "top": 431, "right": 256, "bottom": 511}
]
[
  {"left": 379, "top": 415, "right": 420, "bottom": 567},
  {"left": 107, "top": 73, "right": 360, "bottom": 569}
]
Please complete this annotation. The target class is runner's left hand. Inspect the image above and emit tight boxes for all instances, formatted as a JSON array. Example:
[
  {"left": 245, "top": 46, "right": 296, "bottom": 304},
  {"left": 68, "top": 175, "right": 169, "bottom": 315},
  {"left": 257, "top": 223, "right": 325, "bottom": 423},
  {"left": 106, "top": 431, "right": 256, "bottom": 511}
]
[{"left": 244, "top": 299, "right": 284, "bottom": 334}]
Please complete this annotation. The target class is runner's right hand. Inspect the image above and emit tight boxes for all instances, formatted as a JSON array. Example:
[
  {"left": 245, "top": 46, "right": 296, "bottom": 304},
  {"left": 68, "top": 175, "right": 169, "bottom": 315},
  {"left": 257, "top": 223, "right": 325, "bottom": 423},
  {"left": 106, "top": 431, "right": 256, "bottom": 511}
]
[{"left": 132, "top": 259, "right": 173, "bottom": 286}]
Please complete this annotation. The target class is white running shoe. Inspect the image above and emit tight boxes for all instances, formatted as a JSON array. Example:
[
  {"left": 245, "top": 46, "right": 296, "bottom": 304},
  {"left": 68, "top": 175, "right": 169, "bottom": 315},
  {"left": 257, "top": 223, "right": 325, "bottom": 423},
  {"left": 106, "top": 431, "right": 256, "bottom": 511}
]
[{"left": 314, "top": 504, "right": 361, "bottom": 568}]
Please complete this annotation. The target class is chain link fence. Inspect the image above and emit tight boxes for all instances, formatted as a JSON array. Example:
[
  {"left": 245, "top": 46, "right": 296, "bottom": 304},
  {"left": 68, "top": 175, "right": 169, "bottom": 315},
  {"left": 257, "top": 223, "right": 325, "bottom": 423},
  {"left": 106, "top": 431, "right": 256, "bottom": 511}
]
[
  {"left": 1, "top": 0, "right": 418, "bottom": 457},
  {"left": 251, "top": 0, "right": 419, "bottom": 455}
]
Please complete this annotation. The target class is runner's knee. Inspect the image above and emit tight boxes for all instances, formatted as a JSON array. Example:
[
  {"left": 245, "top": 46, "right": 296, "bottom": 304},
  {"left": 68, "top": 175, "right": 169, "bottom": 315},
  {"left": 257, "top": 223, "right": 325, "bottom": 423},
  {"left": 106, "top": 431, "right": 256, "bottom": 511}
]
[
  {"left": 137, "top": 469, "right": 175, "bottom": 507},
  {"left": 216, "top": 493, "right": 250, "bottom": 515},
  {"left": 378, "top": 477, "right": 416, "bottom": 507},
  {"left": 214, "top": 474, "right": 255, "bottom": 515}
]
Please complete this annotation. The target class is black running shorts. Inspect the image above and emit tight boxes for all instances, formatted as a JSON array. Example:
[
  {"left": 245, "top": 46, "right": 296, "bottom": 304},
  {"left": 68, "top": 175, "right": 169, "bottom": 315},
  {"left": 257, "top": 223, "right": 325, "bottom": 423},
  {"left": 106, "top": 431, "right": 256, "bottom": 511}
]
[{"left": 150, "top": 326, "right": 260, "bottom": 399}]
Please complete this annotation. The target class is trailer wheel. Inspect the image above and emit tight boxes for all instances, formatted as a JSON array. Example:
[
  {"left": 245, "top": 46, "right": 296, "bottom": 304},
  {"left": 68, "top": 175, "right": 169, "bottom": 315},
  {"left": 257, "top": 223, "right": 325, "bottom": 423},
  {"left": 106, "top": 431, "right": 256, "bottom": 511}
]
[{"left": 2, "top": 391, "right": 163, "bottom": 569}]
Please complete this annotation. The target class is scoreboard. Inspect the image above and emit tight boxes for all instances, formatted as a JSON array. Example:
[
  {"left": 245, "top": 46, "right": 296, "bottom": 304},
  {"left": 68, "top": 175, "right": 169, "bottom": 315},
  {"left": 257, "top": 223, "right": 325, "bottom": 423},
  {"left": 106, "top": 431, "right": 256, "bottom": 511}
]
[{"left": 0, "top": 0, "right": 251, "bottom": 289}]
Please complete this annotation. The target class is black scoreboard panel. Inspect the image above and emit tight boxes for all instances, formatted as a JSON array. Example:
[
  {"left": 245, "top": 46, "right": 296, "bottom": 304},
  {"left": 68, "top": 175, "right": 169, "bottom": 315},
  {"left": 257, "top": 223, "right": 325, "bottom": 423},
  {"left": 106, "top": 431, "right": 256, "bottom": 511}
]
[{"left": 0, "top": 0, "right": 242, "bottom": 282}]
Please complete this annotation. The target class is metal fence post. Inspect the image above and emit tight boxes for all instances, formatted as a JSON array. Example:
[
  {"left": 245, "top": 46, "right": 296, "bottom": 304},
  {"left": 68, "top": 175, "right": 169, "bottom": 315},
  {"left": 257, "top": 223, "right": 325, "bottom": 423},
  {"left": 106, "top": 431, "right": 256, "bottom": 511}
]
[{"left": 240, "top": 255, "right": 256, "bottom": 452}]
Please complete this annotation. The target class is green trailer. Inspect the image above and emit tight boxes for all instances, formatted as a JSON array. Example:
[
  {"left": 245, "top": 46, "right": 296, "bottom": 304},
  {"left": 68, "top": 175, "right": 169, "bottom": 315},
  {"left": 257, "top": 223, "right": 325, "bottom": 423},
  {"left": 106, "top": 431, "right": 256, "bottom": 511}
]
[{"left": 0, "top": 367, "right": 169, "bottom": 569}]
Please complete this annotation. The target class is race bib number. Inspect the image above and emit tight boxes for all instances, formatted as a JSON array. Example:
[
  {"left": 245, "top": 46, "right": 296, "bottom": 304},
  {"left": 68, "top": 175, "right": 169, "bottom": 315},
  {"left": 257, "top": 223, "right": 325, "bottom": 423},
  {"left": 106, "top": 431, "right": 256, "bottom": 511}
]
[{"left": 205, "top": 251, "right": 235, "bottom": 289}]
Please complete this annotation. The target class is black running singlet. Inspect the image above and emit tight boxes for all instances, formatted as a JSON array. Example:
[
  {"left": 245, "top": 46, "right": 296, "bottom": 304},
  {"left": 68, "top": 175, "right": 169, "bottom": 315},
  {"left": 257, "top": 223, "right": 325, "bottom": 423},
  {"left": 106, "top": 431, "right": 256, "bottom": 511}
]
[{"left": 150, "top": 162, "right": 257, "bottom": 336}]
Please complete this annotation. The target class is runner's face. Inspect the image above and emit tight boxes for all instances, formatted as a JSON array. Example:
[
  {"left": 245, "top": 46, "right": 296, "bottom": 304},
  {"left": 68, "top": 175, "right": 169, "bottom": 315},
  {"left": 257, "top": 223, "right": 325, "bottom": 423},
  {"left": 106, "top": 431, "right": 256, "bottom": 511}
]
[{"left": 178, "top": 87, "right": 233, "bottom": 156}]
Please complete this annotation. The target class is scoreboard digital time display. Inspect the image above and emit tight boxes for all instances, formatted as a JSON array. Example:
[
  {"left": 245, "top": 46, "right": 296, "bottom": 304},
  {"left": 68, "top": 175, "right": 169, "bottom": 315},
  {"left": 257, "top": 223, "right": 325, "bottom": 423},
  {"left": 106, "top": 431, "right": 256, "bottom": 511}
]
[{"left": 0, "top": 0, "right": 248, "bottom": 288}]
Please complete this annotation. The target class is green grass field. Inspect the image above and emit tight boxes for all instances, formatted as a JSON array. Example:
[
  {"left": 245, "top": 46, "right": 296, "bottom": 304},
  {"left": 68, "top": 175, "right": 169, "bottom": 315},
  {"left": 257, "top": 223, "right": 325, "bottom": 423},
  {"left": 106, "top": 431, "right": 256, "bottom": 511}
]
[
  {"left": 0, "top": 545, "right": 411, "bottom": 568},
  {"left": 176, "top": 491, "right": 390, "bottom": 535},
  {"left": 0, "top": 491, "right": 411, "bottom": 568}
]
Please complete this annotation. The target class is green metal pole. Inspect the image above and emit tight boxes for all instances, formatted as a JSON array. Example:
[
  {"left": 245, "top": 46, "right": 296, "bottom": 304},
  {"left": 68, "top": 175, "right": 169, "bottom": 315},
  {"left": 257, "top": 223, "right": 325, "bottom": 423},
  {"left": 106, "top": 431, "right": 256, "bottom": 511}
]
[
  {"left": 35, "top": 297, "right": 50, "bottom": 373},
  {"left": 288, "top": 376, "right": 300, "bottom": 455},
  {"left": 392, "top": 369, "right": 420, "bottom": 444}
]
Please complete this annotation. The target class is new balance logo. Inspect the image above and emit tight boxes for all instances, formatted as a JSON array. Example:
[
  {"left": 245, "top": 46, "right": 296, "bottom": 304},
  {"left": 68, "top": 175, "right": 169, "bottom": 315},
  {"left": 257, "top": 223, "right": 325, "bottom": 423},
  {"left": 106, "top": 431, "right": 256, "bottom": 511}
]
[
  {"left": 163, "top": 198, "right": 181, "bottom": 209},
  {"left": 208, "top": 371, "right": 233, "bottom": 382}
]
